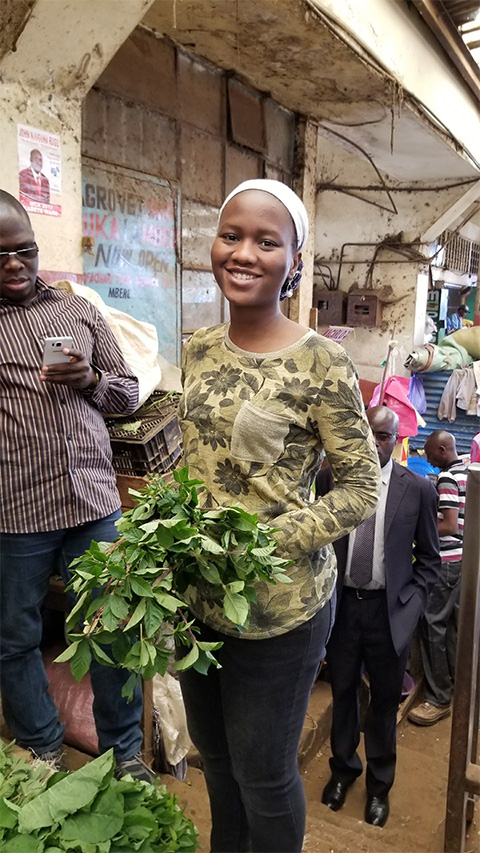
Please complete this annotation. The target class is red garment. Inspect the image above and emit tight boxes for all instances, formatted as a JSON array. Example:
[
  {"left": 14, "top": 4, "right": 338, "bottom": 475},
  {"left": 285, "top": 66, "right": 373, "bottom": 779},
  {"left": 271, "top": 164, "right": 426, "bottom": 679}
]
[
  {"left": 19, "top": 167, "right": 50, "bottom": 203},
  {"left": 370, "top": 376, "right": 419, "bottom": 439}
]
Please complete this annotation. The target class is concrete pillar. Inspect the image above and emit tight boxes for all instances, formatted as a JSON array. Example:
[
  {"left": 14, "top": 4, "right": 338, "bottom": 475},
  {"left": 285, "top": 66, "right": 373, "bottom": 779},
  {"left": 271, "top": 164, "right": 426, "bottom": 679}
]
[{"left": 290, "top": 117, "right": 318, "bottom": 327}]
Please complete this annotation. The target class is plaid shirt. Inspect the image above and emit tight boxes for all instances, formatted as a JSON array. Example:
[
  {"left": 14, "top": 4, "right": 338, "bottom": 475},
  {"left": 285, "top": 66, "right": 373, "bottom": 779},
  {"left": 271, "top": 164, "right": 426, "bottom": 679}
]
[{"left": 0, "top": 279, "right": 138, "bottom": 533}]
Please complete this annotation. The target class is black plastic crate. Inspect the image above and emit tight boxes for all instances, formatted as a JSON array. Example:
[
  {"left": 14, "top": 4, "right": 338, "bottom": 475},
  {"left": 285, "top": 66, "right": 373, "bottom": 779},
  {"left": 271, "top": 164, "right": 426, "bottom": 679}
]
[
  {"left": 112, "top": 444, "right": 183, "bottom": 477},
  {"left": 109, "top": 412, "right": 183, "bottom": 476}
]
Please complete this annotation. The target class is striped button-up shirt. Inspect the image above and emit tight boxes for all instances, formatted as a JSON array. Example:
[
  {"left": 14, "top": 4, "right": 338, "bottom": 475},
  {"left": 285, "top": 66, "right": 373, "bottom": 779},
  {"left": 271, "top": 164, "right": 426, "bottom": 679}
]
[{"left": 0, "top": 279, "right": 139, "bottom": 533}]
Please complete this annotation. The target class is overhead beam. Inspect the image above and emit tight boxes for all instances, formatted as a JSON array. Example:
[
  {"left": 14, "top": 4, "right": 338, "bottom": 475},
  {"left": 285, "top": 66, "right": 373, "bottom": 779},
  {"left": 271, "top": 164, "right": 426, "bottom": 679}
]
[
  {"left": 421, "top": 180, "right": 480, "bottom": 241},
  {"left": 412, "top": 0, "right": 480, "bottom": 102}
]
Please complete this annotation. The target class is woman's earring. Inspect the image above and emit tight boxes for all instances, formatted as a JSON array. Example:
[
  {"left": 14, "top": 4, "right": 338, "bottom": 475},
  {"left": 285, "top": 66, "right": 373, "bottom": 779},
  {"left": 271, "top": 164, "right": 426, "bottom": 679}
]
[{"left": 286, "top": 284, "right": 294, "bottom": 298}]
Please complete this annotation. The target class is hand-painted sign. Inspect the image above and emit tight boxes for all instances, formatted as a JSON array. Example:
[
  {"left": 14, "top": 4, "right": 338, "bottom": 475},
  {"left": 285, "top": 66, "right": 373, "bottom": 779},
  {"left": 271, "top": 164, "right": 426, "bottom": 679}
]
[{"left": 81, "top": 161, "right": 180, "bottom": 365}]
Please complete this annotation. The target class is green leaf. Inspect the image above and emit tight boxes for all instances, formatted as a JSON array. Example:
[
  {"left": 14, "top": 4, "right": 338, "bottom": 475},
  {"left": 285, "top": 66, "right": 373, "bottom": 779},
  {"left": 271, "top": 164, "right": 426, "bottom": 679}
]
[
  {"left": 101, "top": 598, "right": 121, "bottom": 633},
  {"left": 250, "top": 545, "right": 276, "bottom": 558},
  {"left": 225, "top": 580, "right": 245, "bottom": 594},
  {"left": 198, "top": 536, "right": 225, "bottom": 555},
  {"left": 197, "top": 641, "right": 223, "bottom": 652},
  {"left": 153, "top": 526, "right": 174, "bottom": 548},
  {"left": 63, "top": 590, "right": 88, "bottom": 630},
  {"left": 2, "top": 836, "right": 41, "bottom": 852},
  {"left": 153, "top": 592, "right": 185, "bottom": 612},
  {"left": 143, "top": 600, "right": 166, "bottom": 637},
  {"left": 121, "top": 672, "right": 141, "bottom": 700},
  {"left": 198, "top": 562, "right": 222, "bottom": 585},
  {"left": 59, "top": 783, "right": 124, "bottom": 842},
  {"left": 0, "top": 797, "right": 18, "bottom": 829},
  {"left": 272, "top": 572, "right": 293, "bottom": 584},
  {"left": 193, "top": 649, "right": 222, "bottom": 675},
  {"left": 125, "top": 598, "right": 147, "bottom": 630},
  {"left": 17, "top": 751, "right": 115, "bottom": 832},
  {"left": 109, "top": 594, "right": 129, "bottom": 620},
  {"left": 130, "top": 576, "right": 155, "bottom": 598},
  {"left": 174, "top": 644, "right": 199, "bottom": 671},
  {"left": 54, "top": 641, "right": 80, "bottom": 664},
  {"left": 223, "top": 591, "right": 249, "bottom": 627},
  {"left": 67, "top": 639, "right": 92, "bottom": 682},
  {"left": 139, "top": 519, "right": 162, "bottom": 535},
  {"left": 90, "top": 640, "right": 115, "bottom": 667}
]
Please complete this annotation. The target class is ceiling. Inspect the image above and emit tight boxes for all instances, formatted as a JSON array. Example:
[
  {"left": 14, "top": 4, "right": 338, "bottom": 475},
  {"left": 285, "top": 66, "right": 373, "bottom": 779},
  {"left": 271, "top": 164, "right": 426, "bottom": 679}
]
[
  {"left": 443, "top": 0, "right": 480, "bottom": 26},
  {"left": 0, "top": 0, "right": 478, "bottom": 186},
  {"left": 142, "top": 0, "right": 479, "bottom": 184}
]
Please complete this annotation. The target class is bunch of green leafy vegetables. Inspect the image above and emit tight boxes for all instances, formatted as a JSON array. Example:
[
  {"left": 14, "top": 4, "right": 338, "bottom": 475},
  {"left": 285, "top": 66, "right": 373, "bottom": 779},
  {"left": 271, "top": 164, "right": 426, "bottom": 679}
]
[
  {"left": 56, "top": 467, "right": 292, "bottom": 699},
  {"left": 0, "top": 742, "right": 198, "bottom": 852}
]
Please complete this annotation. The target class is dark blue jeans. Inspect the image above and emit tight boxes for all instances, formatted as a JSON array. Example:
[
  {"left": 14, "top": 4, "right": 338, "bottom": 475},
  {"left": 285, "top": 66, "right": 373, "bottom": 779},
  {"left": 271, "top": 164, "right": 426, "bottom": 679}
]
[
  {"left": 178, "top": 600, "right": 334, "bottom": 853},
  {"left": 0, "top": 511, "right": 143, "bottom": 760}
]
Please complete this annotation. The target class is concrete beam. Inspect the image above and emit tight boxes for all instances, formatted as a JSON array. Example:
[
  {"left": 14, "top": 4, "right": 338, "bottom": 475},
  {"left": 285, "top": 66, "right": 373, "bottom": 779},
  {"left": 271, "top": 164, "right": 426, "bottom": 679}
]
[
  {"left": 1, "top": 0, "right": 156, "bottom": 97},
  {"left": 421, "top": 180, "right": 480, "bottom": 242}
]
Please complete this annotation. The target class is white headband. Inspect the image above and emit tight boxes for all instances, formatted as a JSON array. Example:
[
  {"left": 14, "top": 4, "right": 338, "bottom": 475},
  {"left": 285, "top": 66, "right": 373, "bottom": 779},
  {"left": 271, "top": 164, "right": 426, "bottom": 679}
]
[{"left": 219, "top": 179, "right": 309, "bottom": 251}]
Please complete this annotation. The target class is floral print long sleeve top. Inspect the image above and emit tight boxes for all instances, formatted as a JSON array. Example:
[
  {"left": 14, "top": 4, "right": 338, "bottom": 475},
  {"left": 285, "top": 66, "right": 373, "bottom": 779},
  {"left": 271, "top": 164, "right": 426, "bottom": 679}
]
[{"left": 179, "top": 324, "right": 380, "bottom": 638}]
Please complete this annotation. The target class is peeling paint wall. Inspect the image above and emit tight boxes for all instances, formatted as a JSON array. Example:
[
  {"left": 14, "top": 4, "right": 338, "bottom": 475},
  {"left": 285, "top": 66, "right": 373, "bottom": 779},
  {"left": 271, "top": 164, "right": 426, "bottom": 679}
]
[
  {"left": 314, "top": 130, "right": 472, "bottom": 381},
  {"left": 84, "top": 27, "right": 297, "bottom": 332},
  {"left": 0, "top": 83, "right": 83, "bottom": 274},
  {"left": 0, "top": 0, "right": 156, "bottom": 276}
]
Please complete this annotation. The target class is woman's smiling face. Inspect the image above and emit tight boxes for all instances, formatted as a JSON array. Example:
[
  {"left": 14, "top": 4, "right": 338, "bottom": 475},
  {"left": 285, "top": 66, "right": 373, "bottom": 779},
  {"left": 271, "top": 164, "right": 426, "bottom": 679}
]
[{"left": 211, "top": 190, "right": 301, "bottom": 310}]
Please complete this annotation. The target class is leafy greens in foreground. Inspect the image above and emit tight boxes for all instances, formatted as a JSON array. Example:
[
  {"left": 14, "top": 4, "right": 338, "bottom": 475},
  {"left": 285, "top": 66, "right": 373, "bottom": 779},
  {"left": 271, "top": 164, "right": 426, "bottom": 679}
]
[
  {"left": 56, "top": 467, "right": 292, "bottom": 697},
  {"left": 0, "top": 742, "right": 199, "bottom": 851}
]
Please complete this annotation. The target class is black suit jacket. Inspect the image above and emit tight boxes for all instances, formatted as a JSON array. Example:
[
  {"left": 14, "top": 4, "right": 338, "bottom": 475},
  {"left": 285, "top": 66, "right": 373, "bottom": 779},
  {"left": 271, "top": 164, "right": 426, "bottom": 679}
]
[{"left": 317, "top": 461, "right": 441, "bottom": 655}]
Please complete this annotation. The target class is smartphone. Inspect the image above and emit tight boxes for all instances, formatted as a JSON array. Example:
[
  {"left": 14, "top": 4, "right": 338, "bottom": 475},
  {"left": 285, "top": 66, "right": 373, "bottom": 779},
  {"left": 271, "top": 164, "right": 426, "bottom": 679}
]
[{"left": 42, "top": 336, "right": 74, "bottom": 365}]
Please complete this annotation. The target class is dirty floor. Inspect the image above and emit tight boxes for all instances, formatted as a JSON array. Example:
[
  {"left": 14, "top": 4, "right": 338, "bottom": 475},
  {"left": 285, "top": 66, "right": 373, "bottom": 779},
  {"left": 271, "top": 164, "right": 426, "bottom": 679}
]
[{"left": 2, "top": 680, "right": 479, "bottom": 853}]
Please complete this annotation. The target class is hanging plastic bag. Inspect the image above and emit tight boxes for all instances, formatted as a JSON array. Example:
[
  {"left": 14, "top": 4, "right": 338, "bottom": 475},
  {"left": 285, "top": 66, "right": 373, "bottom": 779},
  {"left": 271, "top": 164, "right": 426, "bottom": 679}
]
[
  {"left": 152, "top": 671, "right": 192, "bottom": 780},
  {"left": 408, "top": 372, "right": 427, "bottom": 415}
]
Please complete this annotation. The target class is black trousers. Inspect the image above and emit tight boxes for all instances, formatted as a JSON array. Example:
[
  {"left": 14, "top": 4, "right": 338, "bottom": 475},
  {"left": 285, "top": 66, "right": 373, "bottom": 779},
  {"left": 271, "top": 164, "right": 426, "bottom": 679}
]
[{"left": 326, "top": 589, "right": 409, "bottom": 798}]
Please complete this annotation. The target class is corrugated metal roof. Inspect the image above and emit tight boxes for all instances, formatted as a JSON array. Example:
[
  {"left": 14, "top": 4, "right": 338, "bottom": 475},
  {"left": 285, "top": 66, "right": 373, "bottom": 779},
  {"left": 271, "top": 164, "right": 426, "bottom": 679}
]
[
  {"left": 443, "top": 0, "right": 480, "bottom": 26},
  {"left": 408, "top": 371, "right": 479, "bottom": 456}
]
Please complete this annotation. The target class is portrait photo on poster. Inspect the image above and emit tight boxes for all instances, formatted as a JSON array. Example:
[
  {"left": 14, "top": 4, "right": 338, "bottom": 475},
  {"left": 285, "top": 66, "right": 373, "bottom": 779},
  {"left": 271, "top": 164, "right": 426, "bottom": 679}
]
[{"left": 17, "top": 124, "right": 62, "bottom": 217}]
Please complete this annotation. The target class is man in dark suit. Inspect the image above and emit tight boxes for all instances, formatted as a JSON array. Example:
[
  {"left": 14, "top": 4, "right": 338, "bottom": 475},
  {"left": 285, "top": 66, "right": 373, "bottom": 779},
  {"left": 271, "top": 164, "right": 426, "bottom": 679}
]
[
  {"left": 19, "top": 149, "right": 50, "bottom": 204},
  {"left": 319, "top": 406, "right": 441, "bottom": 827}
]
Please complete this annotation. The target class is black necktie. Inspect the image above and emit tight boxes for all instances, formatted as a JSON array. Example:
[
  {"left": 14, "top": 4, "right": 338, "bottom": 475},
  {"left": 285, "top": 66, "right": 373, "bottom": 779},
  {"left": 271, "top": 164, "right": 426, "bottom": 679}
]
[{"left": 350, "top": 512, "right": 376, "bottom": 588}]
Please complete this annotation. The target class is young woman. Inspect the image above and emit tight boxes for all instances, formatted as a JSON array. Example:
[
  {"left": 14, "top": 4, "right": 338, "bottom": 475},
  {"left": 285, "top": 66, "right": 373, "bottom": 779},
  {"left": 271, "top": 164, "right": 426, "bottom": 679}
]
[{"left": 178, "top": 179, "right": 380, "bottom": 852}]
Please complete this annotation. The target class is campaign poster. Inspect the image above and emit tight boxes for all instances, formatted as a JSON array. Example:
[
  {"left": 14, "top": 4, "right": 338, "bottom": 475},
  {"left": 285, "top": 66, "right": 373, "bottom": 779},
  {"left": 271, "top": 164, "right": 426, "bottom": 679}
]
[{"left": 17, "top": 124, "right": 62, "bottom": 217}]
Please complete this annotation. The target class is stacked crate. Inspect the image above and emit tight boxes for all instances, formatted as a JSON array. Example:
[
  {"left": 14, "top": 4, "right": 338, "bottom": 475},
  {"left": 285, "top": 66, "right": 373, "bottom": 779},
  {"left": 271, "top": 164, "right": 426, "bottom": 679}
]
[{"left": 106, "top": 392, "right": 183, "bottom": 477}]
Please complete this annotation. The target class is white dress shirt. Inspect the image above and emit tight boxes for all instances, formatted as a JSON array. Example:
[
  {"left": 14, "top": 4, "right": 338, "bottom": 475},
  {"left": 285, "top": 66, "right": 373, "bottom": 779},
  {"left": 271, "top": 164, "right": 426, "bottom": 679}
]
[{"left": 344, "top": 457, "right": 393, "bottom": 590}]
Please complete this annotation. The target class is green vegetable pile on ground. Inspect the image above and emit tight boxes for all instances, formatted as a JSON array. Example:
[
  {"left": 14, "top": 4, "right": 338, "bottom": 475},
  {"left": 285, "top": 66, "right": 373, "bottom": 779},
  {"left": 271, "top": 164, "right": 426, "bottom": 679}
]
[
  {"left": 0, "top": 741, "right": 199, "bottom": 852},
  {"left": 56, "top": 467, "right": 292, "bottom": 698}
]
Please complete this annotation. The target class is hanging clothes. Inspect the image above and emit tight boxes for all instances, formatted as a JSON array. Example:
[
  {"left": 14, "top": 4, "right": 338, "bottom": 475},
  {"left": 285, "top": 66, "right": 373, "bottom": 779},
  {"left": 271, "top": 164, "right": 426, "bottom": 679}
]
[
  {"left": 370, "top": 376, "right": 420, "bottom": 439},
  {"left": 438, "top": 363, "right": 480, "bottom": 422}
]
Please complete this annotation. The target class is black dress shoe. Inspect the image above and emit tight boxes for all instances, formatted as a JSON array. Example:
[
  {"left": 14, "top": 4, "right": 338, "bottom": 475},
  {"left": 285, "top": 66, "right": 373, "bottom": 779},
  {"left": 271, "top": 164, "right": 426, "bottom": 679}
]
[
  {"left": 321, "top": 777, "right": 352, "bottom": 811},
  {"left": 365, "top": 795, "right": 389, "bottom": 827}
]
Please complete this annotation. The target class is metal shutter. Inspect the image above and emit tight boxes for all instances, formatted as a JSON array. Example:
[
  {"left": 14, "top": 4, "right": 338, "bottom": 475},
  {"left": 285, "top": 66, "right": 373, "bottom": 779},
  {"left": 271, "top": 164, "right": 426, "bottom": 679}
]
[{"left": 408, "top": 371, "right": 480, "bottom": 456}]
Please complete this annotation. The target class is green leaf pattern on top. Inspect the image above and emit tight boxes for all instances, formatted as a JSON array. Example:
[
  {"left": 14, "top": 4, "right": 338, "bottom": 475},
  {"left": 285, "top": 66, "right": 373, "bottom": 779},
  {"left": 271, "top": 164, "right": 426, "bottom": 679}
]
[{"left": 179, "top": 325, "right": 381, "bottom": 639}]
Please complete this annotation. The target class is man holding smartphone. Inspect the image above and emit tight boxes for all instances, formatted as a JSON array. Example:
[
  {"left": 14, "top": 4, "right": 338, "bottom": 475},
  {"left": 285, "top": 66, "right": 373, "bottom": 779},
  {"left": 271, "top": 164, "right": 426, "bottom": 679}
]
[{"left": 0, "top": 190, "right": 152, "bottom": 780}]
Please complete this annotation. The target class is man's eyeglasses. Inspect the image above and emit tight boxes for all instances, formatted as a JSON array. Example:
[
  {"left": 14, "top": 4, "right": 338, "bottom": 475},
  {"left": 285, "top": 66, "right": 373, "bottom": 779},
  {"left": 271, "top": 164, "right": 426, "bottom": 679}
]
[{"left": 0, "top": 244, "right": 39, "bottom": 265}]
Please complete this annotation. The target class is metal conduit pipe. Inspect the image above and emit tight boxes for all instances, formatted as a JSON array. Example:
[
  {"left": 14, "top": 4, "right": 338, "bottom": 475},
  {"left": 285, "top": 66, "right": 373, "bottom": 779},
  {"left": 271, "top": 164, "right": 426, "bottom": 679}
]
[{"left": 444, "top": 463, "right": 480, "bottom": 852}]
